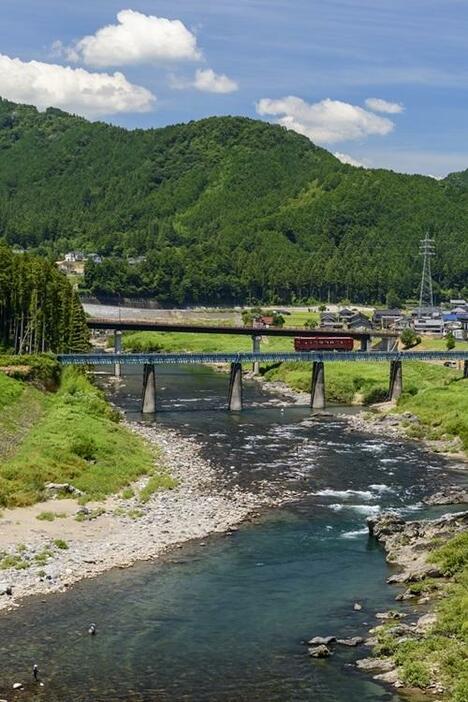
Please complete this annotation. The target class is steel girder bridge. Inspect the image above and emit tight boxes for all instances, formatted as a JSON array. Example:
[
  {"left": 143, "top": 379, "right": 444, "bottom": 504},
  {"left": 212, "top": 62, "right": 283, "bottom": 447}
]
[{"left": 58, "top": 350, "right": 468, "bottom": 414}]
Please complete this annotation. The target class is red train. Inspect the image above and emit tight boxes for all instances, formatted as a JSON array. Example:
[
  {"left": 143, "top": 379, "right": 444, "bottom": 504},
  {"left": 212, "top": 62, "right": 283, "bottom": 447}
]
[{"left": 294, "top": 336, "right": 354, "bottom": 352}]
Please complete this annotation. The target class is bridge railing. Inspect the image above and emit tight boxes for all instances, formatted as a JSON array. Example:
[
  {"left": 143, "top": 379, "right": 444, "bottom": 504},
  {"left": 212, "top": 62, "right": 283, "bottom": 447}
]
[{"left": 58, "top": 350, "right": 468, "bottom": 365}]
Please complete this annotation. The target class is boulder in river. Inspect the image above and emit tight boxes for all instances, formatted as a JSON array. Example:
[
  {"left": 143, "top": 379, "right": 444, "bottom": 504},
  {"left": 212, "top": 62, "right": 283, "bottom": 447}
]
[
  {"left": 307, "top": 636, "right": 336, "bottom": 646},
  {"left": 308, "top": 644, "right": 331, "bottom": 658},
  {"left": 356, "top": 658, "right": 395, "bottom": 672},
  {"left": 375, "top": 610, "right": 407, "bottom": 620},
  {"left": 336, "top": 637, "right": 364, "bottom": 647},
  {"left": 424, "top": 486, "right": 468, "bottom": 506},
  {"left": 367, "top": 512, "right": 405, "bottom": 538}
]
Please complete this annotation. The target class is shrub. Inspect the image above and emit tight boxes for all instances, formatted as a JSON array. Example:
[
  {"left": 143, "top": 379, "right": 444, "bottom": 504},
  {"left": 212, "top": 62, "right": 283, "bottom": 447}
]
[
  {"left": 400, "top": 328, "right": 418, "bottom": 349},
  {"left": 36, "top": 511, "right": 67, "bottom": 521},
  {"left": 429, "top": 532, "right": 468, "bottom": 576},
  {"left": 53, "top": 539, "right": 69, "bottom": 550},
  {"left": 400, "top": 660, "right": 431, "bottom": 688},
  {"left": 71, "top": 436, "right": 97, "bottom": 461},
  {"left": 363, "top": 386, "right": 388, "bottom": 405},
  {"left": 139, "top": 473, "right": 176, "bottom": 503}
]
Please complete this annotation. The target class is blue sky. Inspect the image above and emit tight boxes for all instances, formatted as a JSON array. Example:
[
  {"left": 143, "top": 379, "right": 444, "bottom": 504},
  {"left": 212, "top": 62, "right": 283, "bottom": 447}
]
[{"left": 1, "top": 0, "right": 468, "bottom": 176}]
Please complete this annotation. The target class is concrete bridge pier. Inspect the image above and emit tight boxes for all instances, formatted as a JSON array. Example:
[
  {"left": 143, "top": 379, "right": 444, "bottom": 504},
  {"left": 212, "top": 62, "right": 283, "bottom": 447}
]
[
  {"left": 389, "top": 360, "right": 403, "bottom": 401},
  {"left": 311, "top": 361, "right": 325, "bottom": 410},
  {"left": 228, "top": 362, "right": 243, "bottom": 411},
  {"left": 360, "top": 336, "right": 369, "bottom": 352},
  {"left": 142, "top": 364, "right": 157, "bottom": 413},
  {"left": 252, "top": 335, "right": 261, "bottom": 374},
  {"left": 114, "top": 330, "right": 123, "bottom": 377}
]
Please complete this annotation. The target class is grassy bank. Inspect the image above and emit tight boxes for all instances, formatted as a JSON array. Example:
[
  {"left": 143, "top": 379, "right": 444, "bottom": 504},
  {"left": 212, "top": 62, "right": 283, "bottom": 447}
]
[
  {"left": 0, "top": 364, "right": 174, "bottom": 507},
  {"left": 375, "top": 533, "right": 468, "bottom": 701},
  {"left": 263, "top": 360, "right": 458, "bottom": 402},
  {"left": 121, "top": 330, "right": 295, "bottom": 354},
  {"left": 398, "top": 377, "right": 468, "bottom": 450}
]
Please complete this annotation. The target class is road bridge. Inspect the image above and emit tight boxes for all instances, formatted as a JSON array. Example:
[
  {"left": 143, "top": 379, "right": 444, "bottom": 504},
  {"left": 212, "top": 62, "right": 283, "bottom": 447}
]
[
  {"left": 58, "top": 351, "right": 468, "bottom": 414},
  {"left": 87, "top": 317, "right": 399, "bottom": 341}
]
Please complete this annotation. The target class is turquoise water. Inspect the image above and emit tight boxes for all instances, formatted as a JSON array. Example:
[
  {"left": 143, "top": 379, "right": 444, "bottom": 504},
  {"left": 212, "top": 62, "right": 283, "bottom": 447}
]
[{"left": 0, "top": 366, "right": 459, "bottom": 701}]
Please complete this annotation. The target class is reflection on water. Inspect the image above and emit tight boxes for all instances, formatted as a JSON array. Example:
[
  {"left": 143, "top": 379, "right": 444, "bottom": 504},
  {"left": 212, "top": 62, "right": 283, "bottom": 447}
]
[{"left": 0, "top": 366, "right": 458, "bottom": 701}]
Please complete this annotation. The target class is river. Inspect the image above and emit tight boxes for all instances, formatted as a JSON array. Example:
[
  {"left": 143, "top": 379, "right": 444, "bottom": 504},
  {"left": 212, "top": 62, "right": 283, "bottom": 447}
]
[{"left": 1, "top": 365, "right": 460, "bottom": 701}]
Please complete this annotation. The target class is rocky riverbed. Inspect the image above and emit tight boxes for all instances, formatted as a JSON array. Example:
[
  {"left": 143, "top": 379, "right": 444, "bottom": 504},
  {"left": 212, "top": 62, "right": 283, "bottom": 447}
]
[
  {"left": 0, "top": 422, "right": 300, "bottom": 615},
  {"left": 345, "top": 408, "right": 466, "bottom": 459},
  {"left": 355, "top": 507, "right": 468, "bottom": 694}
]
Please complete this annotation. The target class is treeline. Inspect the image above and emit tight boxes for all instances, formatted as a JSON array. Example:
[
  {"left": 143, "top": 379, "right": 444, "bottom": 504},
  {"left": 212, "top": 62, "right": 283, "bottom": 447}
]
[
  {"left": 0, "top": 98, "right": 467, "bottom": 304},
  {"left": 0, "top": 242, "right": 89, "bottom": 353}
]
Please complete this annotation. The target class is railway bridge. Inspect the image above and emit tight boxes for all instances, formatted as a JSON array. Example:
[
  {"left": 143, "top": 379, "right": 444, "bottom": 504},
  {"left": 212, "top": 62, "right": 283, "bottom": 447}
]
[
  {"left": 58, "top": 350, "right": 468, "bottom": 413},
  {"left": 87, "top": 317, "right": 399, "bottom": 376}
]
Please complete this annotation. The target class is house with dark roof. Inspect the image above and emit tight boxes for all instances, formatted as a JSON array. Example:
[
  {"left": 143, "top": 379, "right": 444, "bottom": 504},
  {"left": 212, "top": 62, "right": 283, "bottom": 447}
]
[
  {"left": 347, "top": 312, "right": 373, "bottom": 330},
  {"left": 372, "top": 309, "right": 402, "bottom": 328}
]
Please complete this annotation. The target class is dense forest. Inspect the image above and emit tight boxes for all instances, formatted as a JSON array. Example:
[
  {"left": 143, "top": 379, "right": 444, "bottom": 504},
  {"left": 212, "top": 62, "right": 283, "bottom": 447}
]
[
  {"left": 0, "top": 242, "right": 89, "bottom": 353},
  {"left": 0, "top": 97, "right": 467, "bottom": 305}
]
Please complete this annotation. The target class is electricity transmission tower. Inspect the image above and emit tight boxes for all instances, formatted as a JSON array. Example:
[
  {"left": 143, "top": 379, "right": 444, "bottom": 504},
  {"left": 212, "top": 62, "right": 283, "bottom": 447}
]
[{"left": 418, "top": 234, "right": 436, "bottom": 311}]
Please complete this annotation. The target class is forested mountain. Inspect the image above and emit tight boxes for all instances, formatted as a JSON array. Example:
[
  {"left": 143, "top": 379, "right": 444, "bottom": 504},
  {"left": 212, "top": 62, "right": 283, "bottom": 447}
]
[
  {"left": 0, "top": 97, "right": 467, "bottom": 305},
  {"left": 0, "top": 242, "right": 89, "bottom": 353}
]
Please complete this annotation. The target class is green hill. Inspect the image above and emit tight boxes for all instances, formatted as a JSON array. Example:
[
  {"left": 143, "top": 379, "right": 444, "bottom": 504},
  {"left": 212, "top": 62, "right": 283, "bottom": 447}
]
[{"left": 0, "top": 97, "right": 467, "bottom": 304}]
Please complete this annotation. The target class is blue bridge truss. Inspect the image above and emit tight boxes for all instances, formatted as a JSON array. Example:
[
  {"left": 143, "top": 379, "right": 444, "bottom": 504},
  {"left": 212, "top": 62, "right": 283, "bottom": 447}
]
[{"left": 58, "top": 351, "right": 468, "bottom": 365}]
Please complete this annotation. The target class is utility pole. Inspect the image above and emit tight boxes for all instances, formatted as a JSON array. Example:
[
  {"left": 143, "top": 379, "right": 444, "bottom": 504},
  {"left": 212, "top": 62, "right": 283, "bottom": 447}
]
[{"left": 418, "top": 234, "right": 435, "bottom": 312}]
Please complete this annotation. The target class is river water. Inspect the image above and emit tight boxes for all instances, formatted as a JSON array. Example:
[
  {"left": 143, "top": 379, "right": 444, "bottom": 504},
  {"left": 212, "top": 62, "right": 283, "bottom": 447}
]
[{"left": 1, "top": 366, "right": 462, "bottom": 702}]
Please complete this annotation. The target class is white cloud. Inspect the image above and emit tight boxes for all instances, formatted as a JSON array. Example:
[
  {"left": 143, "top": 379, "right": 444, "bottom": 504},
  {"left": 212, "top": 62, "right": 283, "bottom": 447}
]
[
  {"left": 334, "top": 152, "right": 366, "bottom": 168},
  {"left": 256, "top": 96, "right": 394, "bottom": 144},
  {"left": 67, "top": 9, "right": 201, "bottom": 67},
  {"left": 0, "top": 53, "right": 155, "bottom": 118},
  {"left": 170, "top": 68, "right": 238, "bottom": 93},
  {"left": 193, "top": 69, "right": 238, "bottom": 93},
  {"left": 365, "top": 97, "right": 404, "bottom": 114}
]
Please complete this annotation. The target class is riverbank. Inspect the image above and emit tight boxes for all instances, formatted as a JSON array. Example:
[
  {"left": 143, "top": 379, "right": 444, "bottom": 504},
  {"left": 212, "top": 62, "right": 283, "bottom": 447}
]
[
  {"left": 0, "top": 420, "right": 298, "bottom": 614},
  {"left": 357, "top": 509, "right": 468, "bottom": 702}
]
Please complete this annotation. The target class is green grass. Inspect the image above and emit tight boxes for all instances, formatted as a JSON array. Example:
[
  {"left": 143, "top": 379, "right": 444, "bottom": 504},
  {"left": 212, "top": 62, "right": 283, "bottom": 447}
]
[
  {"left": 0, "top": 371, "right": 25, "bottom": 409},
  {"left": 120, "top": 310, "right": 326, "bottom": 355},
  {"left": 381, "top": 534, "right": 468, "bottom": 700},
  {"left": 0, "top": 553, "right": 29, "bottom": 570},
  {"left": 0, "top": 354, "right": 61, "bottom": 387},
  {"left": 139, "top": 473, "right": 176, "bottom": 503},
  {"left": 53, "top": 539, "right": 69, "bottom": 550},
  {"left": 0, "top": 373, "right": 49, "bottom": 461},
  {"left": 262, "top": 360, "right": 458, "bottom": 403},
  {"left": 429, "top": 532, "right": 468, "bottom": 576},
  {"left": 0, "top": 367, "right": 169, "bottom": 507},
  {"left": 122, "top": 330, "right": 296, "bottom": 354},
  {"left": 36, "top": 511, "right": 67, "bottom": 521},
  {"left": 397, "top": 377, "right": 468, "bottom": 450},
  {"left": 412, "top": 337, "right": 468, "bottom": 352}
]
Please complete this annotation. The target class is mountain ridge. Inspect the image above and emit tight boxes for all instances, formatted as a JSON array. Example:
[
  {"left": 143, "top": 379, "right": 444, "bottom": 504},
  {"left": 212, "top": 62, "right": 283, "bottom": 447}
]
[{"left": 0, "top": 97, "right": 467, "bottom": 304}]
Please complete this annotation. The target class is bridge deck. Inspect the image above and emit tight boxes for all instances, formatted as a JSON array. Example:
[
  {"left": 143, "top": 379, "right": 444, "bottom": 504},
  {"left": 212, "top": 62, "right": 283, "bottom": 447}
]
[
  {"left": 86, "top": 318, "right": 398, "bottom": 340},
  {"left": 58, "top": 351, "right": 468, "bottom": 365}
]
